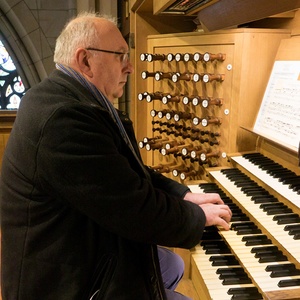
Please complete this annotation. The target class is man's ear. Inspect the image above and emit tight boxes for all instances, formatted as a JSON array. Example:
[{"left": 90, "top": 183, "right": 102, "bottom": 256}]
[{"left": 76, "top": 48, "right": 93, "bottom": 77}]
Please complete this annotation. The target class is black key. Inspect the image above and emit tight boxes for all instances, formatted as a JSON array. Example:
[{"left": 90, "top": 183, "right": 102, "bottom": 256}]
[
  {"left": 273, "top": 213, "right": 300, "bottom": 224},
  {"left": 258, "top": 254, "right": 287, "bottom": 263},
  {"left": 269, "top": 167, "right": 292, "bottom": 174},
  {"left": 260, "top": 202, "right": 285, "bottom": 210},
  {"left": 229, "top": 207, "right": 243, "bottom": 213},
  {"left": 222, "top": 277, "right": 252, "bottom": 285},
  {"left": 231, "top": 294, "right": 263, "bottom": 300},
  {"left": 231, "top": 222, "right": 255, "bottom": 229},
  {"left": 284, "top": 224, "right": 300, "bottom": 231},
  {"left": 281, "top": 176, "right": 300, "bottom": 185},
  {"left": 237, "top": 228, "right": 262, "bottom": 235},
  {"left": 222, "top": 197, "right": 234, "bottom": 203},
  {"left": 261, "top": 163, "right": 280, "bottom": 170},
  {"left": 206, "top": 248, "right": 231, "bottom": 254},
  {"left": 209, "top": 255, "right": 235, "bottom": 262},
  {"left": 265, "top": 263, "right": 296, "bottom": 272},
  {"left": 220, "top": 168, "right": 239, "bottom": 174},
  {"left": 245, "top": 238, "right": 272, "bottom": 246},
  {"left": 227, "top": 287, "right": 263, "bottom": 300},
  {"left": 220, "top": 272, "right": 248, "bottom": 280},
  {"left": 255, "top": 249, "right": 283, "bottom": 259},
  {"left": 252, "top": 196, "right": 278, "bottom": 204},
  {"left": 270, "top": 269, "right": 300, "bottom": 278},
  {"left": 227, "top": 286, "right": 260, "bottom": 295},
  {"left": 277, "top": 216, "right": 300, "bottom": 225},
  {"left": 242, "top": 235, "right": 268, "bottom": 242},
  {"left": 236, "top": 181, "right": 256, "bottom": 188},
  {"left": 203, "top": 246, "right": 231, "bottom": 254},
  {"left": 231, "top": 215, "right": 250, "bottom": 222},
  {"left": 201, "top": 240, "right": 227, "bottom": 247},
  {"left": 210, "top": 255, "right": 239, "bottom": 266},
  {"left": 201, "top": 228, "right": 221, "bottom": 240},
  {"left": 293, "top": 233, "right": 300, "bottom": 239},
  {"left": 234, "top": 223, "right": 258, "bottom": 229},
  {"left": 254, "top": 250, "right": 282, "bottom": 258},
  {"left": 291, "top": 183, "right": 300, "bottom": 189},
  {"left": 287, "top": 228, "right": 300, "bottom": 235},
  {"left": 273, "top": 213, "right": 299, "bottom": 221},
  {"left": 241, "top": 187, "right": 266, "bottom": 193},
  {"left": 278, "top": 278, "right": 300, "bottom": 287},
  {"left": 216, "top": 267, "right": 245, "bottom": 275},
  {"left": 246, "top": 191, "right": 270, "bottom": 197},
  {"left": 266, "top": 207, "right": 293, "bottom": 215},
  {"left": 268, "top": 169, "right": 291, "bottom": 176},
  {"left": 251, "top": 245, "right": 278, "bottom": 253},
  {"left": 240, "top": 184, "right": 259, "bottom": 190}
]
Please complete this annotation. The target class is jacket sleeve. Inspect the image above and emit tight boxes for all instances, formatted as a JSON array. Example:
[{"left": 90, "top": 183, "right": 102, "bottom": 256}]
[
  {"left": 37, "top": 104, "right": 206, "bottom": 249},
  {"left": 147, "top": 167, "right": 191, "bottom": 198}
]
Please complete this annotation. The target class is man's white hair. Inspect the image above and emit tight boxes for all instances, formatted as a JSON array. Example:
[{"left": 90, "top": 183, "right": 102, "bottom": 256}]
[{"left": 54, "top": 12, "right": 117, "bottom": 65}]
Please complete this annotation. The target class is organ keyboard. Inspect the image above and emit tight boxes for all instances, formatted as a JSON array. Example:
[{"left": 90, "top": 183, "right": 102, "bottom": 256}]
[
  {"left": 230, "top": 153, "right": 300, "bottom": 208},
  {"left": 189, "top": 152, "right": 300, "bottom": 300}
]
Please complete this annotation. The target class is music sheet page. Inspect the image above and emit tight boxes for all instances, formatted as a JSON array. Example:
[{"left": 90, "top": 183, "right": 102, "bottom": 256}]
[{"left": 253, "top": 60, "right": 300, "bottom": 152}]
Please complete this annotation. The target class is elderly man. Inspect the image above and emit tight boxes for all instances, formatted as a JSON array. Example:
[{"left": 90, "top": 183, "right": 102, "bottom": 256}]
[{"left": 0, "top": 12, "right": 231, "bottom": 300}]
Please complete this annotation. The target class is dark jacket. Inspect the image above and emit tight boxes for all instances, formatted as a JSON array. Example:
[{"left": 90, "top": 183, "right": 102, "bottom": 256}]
[{"left": 0, "top": 70, "right": 206, "bottom": 300}]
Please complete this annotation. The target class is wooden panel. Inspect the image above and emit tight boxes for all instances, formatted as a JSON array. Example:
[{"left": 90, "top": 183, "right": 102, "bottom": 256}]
[
  {"left": 274, "top": 35, "right": 300, "bottom": 60},
  {"left": 0, "top": 133, "right": 10, "bottom": 168},
  {"left": 197, "top": 0, "right": 300, "bottom": 31},
  {"left": 0, "top": 111, "right": 15, "bottom": 168},
  {"left": 175, "top": 278, "right": 200, "bottom": 300}
]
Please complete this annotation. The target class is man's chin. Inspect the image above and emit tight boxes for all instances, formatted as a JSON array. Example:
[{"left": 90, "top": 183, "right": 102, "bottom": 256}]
[{"left": 113, "top": 91, "right": 124, "bottom": 99}]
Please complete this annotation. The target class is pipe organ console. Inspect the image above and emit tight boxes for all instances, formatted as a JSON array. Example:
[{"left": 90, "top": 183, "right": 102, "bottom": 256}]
[
  {"left": 137, "top": 29, "right": 292, "bottom": 180},
  {"left": 135, "top": 29, "right": 300, "bottom": 299}
]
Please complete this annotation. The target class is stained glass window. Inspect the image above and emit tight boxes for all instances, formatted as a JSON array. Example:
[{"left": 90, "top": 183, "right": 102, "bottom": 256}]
[{"left": 0, "top": 40, "right": 26, "bottom": 110}]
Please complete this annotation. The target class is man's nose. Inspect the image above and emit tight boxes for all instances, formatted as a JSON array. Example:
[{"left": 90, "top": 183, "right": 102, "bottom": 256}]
[{"left": 125, "top": 60, "right": 134, "bottom": 74}]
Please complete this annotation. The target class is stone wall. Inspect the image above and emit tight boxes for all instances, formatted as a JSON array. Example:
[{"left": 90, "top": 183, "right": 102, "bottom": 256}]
[{"left": 0, "top": 0, "right": 77, "bottom": 88}]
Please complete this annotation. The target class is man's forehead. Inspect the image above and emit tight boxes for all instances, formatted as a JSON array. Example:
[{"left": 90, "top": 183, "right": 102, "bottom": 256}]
[{"left": 94, "top": 21, "right": 128, "bottom": 50}]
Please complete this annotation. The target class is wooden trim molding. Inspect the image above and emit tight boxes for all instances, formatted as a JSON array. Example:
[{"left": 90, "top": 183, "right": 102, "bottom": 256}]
[{"left": 0, "top": 110, "right": 16, "bottom": 133}]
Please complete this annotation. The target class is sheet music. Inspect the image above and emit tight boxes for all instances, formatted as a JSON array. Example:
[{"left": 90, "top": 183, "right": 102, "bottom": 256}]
[{"left": 253, "top": 60, "right": 300, "bottom": 152}]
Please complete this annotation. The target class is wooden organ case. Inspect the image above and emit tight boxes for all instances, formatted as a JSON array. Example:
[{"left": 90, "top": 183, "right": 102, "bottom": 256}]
[{"left": 136, "top": 30, "right": 300, "bottom": 299}]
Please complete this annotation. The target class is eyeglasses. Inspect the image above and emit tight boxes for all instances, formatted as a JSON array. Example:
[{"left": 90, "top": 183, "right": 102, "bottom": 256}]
[{"left": 86, "top": 47, "right": 130, "bottom": 64}]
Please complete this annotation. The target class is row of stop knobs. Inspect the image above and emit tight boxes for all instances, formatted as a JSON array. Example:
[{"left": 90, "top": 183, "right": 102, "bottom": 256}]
[
  {"left": 139, "top": 136, "right": 219, "bottom": 160},
  {"left": 141, "top": 71, "right": 225, "bottom": 83},
  {"left": 149, "top": 122, "right": 220, "bottom": 144},
  {"left": 151, "top": 128, "right": 219, "bottom": 145},
  {"left": 150, "top": 108, "right": 221, "bottom": 126},
  {"left": 140, "top": 52, "right": 226, "bottom": 63},
  {"left": 138, "top": 92, "right": 223, "bottom": 107},
  {"left": 151, "top": 122, "right": 220, "bottom": 138}
]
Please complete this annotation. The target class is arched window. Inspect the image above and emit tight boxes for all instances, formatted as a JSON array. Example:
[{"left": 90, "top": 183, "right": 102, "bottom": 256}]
[{"left": 0, "top": 40, "right": 26, "bottom": 110}]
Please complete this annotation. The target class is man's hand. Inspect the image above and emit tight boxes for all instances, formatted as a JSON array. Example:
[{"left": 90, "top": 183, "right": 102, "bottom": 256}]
[
  {"left": 200, "top": 203, "right": 232, "bottom": 230},
  {"left": 184, "top": 192, "right": 224, "bottom": 205},
  {"left": 184, "top": 192, "right": 232, "bottom": 230}
]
